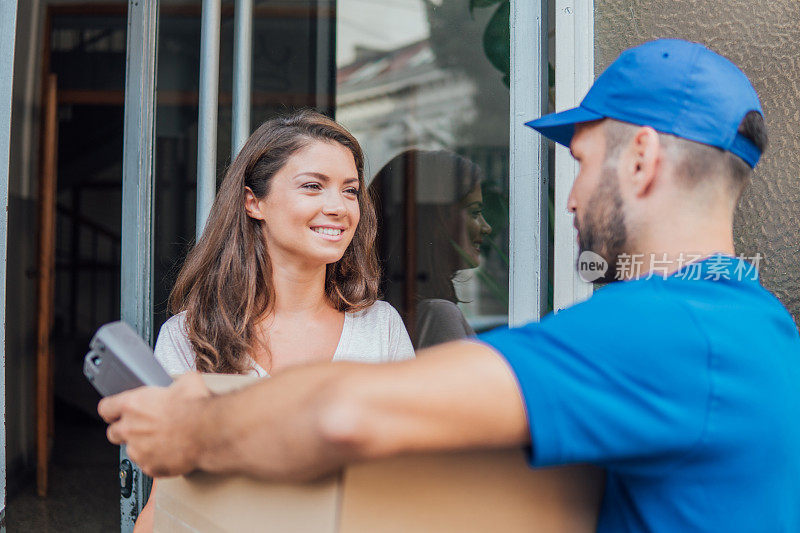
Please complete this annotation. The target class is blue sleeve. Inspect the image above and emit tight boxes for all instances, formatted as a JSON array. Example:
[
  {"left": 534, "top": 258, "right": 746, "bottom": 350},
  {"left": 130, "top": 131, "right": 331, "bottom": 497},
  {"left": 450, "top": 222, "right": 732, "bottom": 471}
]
[{"left": 480, "top": 283, "right": 711, "bottom": 471}]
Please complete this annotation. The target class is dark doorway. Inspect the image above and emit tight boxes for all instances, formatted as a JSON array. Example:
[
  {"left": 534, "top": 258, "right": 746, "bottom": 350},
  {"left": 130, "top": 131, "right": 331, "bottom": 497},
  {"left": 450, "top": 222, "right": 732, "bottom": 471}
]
[{"left": 8, "top": 5, "right": 126, "bottom": 531}]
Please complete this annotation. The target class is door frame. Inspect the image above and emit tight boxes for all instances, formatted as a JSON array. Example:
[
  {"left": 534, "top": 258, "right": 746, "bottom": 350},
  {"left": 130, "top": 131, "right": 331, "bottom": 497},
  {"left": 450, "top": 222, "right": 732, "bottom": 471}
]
[
  {"left": 0, "top": 1, "right": 19, "bottom": 530},
  {"left": 509, "top": 0, "right": 550, "bottom": 325},
  {"left": 120, "top": 1, "right": 158, "bottom": 529},
  {"left": 552, "top": 0, "right": 594, "bottom": 311},
  {"left": 34, "top": 2, "right": 131, "bottom": 499}
]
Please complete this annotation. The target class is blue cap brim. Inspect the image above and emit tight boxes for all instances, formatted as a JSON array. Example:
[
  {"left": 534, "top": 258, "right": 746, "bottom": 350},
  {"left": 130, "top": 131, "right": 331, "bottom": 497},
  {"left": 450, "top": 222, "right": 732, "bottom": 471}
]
[{"left": 524, "top": 106, "right": 604, "bottom": 147}]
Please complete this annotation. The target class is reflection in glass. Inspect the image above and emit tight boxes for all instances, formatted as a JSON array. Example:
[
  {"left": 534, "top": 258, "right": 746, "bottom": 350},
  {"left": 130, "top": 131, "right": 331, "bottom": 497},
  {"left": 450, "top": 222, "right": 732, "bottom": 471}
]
[
  {"left": 337, "top": 0, "right": 510, "bottom": 346},
  {"left": 370, "top": 150, "right": 493, "bottom": 348}
]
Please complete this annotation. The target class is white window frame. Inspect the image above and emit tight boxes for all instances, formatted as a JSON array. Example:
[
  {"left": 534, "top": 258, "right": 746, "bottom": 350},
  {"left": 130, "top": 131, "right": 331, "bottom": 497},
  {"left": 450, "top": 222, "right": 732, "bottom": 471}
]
[
  {"left": 553, "top": 0, "right": 594, "bottom": 311},
  {"left": 509, "top": 0, "right": 549, "bottom": 325}
]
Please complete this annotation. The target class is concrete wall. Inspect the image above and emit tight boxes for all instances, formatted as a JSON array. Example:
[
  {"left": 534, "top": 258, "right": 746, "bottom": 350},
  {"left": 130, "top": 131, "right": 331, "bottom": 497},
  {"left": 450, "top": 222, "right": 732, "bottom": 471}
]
[{"left": 594, "top": 0, "right": 800, "bottom": 324}]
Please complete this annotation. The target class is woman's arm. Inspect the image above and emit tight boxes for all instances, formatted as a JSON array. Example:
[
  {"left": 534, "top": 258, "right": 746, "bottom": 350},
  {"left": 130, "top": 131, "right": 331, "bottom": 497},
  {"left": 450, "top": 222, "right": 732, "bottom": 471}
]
[
  {"left": 386, "top": 303, "right": 415, "bottom": 360},
  {"left": 153, "top": 314, "right": 195, "bottom": 376},
  {"left": 99, "top": 340, "right": 529, "bottom": 480}
]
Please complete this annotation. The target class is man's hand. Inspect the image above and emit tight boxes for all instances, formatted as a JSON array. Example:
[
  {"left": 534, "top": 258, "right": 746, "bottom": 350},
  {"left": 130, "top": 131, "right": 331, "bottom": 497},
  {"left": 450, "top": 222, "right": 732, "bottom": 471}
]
[
  {"left": 97, "top": 341, "right": 526, "bottom": 481},
  {"left": 98, "top": 373, "right": 211, "bottom": 478}
]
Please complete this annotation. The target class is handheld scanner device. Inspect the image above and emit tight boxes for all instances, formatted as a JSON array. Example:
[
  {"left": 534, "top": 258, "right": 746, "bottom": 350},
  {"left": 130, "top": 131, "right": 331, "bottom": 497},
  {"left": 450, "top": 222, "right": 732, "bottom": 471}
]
[{"left": 84, "top": 321, "right": 173, "bottom": 397}]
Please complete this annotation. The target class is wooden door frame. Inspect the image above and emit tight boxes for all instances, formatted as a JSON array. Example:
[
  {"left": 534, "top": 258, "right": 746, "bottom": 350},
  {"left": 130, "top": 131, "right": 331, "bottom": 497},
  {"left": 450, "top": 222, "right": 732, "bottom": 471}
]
[{"left": 34, "top": 72, "right": 57, "bottom": 499}]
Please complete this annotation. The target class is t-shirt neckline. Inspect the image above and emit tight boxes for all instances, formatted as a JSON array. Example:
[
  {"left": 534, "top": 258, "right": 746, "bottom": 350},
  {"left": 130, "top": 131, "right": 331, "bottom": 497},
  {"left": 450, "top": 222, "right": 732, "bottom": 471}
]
[{"left": 249, "top": 310, "right": 352, "bottom": 377}]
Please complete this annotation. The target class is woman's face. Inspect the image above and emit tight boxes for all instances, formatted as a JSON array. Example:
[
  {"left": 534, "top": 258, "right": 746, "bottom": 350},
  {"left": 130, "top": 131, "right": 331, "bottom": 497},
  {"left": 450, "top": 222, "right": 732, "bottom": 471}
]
[
  {"left": 245, "top": 140, "right": 361, "bottom": 268},
  {"left": 458, "top": 184, "right": 492, "bottom": 268}
]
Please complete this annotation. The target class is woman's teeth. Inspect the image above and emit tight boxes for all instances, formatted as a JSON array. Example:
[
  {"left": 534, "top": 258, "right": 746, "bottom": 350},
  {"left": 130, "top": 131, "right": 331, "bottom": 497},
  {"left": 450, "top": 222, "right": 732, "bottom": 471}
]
[{"left": 312, "top": 227, "right": 343, "bottom": 236}]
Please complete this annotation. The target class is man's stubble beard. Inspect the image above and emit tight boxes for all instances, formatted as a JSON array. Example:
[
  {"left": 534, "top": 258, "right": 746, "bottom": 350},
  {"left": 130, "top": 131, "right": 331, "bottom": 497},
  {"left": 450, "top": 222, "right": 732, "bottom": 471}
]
[{"left": 576, "top": 164, "right": 629, "bottom": 283}]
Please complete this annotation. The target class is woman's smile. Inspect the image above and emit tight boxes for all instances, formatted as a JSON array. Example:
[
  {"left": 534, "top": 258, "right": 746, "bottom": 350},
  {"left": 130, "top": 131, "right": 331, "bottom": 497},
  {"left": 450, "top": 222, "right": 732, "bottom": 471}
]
[{"left": 310, "top": 225, "right": 347, "bottom": 240}]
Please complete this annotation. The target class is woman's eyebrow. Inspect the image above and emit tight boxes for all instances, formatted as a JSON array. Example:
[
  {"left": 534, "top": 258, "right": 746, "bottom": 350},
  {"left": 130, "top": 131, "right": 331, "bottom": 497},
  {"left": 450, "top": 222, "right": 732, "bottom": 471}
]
[
  {"left": 293, "top": 172, "right": 359, "bottom": 185},
  {"left": 293, "top": 172, "right": 330, "bottom": 181}
]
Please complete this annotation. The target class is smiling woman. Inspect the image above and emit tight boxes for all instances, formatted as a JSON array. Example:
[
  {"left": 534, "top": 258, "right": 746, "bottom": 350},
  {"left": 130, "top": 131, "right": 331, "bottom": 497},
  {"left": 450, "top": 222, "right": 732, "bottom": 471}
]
[
  {"left": 131, "top": 111, "right": 415, "bottom": 532},
  {"left": 154, "top": 110, "right": 414, "bottom": 377}
]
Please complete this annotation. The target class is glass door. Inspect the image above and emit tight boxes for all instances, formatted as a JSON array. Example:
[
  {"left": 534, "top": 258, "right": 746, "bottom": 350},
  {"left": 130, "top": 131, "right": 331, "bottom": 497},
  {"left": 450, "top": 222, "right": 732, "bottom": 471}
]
[{"left": 335, "top": 0, "right": 512, "bottom": 344}]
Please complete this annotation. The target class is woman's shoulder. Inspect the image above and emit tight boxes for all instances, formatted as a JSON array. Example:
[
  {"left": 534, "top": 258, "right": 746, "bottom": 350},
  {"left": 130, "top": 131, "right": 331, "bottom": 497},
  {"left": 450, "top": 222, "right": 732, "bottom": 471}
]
[
  {"left": 348, "top": 299, "right": 400, "bottom": 322},
  {"left": 160, "top": 310, "right": 188, "bottom": 334},
  {"left": 154, "top": 311, "right": 196, "bottom": 375},
  {"left": 339, "top": 300, "right": 414, "bottom": 361}
]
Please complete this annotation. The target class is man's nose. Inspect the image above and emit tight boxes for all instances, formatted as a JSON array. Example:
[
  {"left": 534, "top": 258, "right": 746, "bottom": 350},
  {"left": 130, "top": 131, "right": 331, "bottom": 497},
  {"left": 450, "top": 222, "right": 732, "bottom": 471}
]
[{"left": 566, "top": 187, "right": 578, "bottom": 214}]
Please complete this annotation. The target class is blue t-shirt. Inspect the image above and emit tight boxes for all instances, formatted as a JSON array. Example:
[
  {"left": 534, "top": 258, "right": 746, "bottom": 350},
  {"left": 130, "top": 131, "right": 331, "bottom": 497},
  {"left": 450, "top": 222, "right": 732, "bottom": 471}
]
[{"left": 480, "top": 255, "right": 800, "bottom": 532}]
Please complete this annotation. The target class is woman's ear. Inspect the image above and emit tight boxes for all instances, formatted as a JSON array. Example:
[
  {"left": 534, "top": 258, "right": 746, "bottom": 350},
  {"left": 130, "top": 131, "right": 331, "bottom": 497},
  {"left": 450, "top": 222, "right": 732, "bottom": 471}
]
[{"left": 243, "top": 187, "right": 266, "bottom": 220}]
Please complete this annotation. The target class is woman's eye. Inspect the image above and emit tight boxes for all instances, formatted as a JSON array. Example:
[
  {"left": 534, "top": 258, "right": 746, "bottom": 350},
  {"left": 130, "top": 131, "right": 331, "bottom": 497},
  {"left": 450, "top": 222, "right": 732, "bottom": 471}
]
[
  {"left": 302, "top": 183, "right": 322, "bottom": 191},
  {"left": 345, "top": 187, "right": 360, "bottom": 196}
]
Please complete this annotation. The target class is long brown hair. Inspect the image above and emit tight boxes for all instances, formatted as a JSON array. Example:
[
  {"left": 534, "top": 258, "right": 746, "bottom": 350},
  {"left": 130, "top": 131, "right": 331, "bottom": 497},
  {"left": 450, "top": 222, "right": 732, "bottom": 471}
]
[{"left": 169, "top": 110, "right": 379, "bottom": 373}]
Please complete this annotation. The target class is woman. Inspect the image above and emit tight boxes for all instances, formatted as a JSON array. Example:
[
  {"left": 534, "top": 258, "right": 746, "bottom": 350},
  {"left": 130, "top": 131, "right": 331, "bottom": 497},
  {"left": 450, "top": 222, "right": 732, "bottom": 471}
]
[
  {"left": 369, "top": 149, "right": 492, "bottom": 349},
  {"left": 136, "top": 110, "right": 413, "bottom": 531}
]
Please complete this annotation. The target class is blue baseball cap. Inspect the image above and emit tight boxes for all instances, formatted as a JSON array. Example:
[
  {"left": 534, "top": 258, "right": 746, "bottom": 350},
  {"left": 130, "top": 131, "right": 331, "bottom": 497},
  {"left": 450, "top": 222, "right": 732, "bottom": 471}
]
[{"left": 527, "top": 39, "right": 764, "bottom": 167}]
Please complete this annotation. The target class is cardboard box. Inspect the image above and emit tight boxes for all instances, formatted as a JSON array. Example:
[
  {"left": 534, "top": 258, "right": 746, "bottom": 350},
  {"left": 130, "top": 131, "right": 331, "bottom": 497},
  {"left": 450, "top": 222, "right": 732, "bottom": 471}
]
[{"left": 154, "top": 375, "right": 604, "bottom": 532}]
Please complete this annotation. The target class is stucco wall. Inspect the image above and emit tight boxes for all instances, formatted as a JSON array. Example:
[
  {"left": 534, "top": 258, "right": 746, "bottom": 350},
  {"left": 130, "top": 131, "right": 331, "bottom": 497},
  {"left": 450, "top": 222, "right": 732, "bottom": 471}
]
[{"left": 594, "top": 0, "right": 800, "bottom": 324}]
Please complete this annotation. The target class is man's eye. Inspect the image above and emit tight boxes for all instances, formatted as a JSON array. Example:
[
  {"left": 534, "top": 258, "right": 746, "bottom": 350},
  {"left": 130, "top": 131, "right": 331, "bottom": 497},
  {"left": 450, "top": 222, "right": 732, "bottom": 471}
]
[{"left": 302, "top": 183, "right": 322, "bottom": 191}]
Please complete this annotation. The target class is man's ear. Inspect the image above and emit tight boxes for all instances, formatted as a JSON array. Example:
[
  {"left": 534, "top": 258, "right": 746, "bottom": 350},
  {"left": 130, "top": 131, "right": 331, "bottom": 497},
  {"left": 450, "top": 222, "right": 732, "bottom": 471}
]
[
  {"left": 243, "top": 187, "right": 266, "bottom": 220},
  {"left": 627, "top": 126, "right": 661, "bottom": 198}
]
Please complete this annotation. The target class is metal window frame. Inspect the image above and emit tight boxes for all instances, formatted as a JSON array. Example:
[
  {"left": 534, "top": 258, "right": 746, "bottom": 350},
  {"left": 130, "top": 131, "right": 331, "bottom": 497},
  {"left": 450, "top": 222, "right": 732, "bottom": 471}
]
[
  {"left": 509, "top": 0, "right": 549, "bottom": 326},
  {"left": 553, "top": 0, "right": 594, "bottom": 311},
  {"left": 121, "top": 0, "right": 159, "bottom": 530},
  {"left": 0, "top": 2, "right": 18, "bottom": 530},
  {"left": 196, "top": 0, "right": 221, "bottom": 239},
  {"left": 232, "top": 0, "right": 253, "bottom": 158}
]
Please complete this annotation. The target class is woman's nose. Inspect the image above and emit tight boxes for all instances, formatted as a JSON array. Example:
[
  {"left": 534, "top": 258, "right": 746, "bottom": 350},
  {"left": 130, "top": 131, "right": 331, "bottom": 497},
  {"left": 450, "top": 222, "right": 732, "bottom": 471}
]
[
  {"left": 479, "top": 214, "right": 492, "bottom": 235},
  {"left": 322, "top": 192, "right": 346, "bottom": 216}
]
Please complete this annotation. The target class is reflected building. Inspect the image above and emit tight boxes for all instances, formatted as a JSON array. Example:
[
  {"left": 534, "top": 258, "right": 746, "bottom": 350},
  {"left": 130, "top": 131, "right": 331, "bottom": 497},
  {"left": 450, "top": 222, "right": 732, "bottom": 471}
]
[{"left": 336, "top": 39, "right": 475, "bottom": 176}]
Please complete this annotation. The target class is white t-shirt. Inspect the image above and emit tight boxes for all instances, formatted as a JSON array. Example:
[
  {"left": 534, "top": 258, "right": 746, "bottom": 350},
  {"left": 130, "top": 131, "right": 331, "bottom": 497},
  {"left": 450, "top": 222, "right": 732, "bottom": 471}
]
[{"left": 153, "top": 300, "right": 414, "bottom": 377}]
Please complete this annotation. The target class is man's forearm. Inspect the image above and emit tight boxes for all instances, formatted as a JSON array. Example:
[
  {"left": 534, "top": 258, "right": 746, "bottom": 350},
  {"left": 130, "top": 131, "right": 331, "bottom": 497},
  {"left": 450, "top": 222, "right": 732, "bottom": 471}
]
[
  {"left": 191, "top": 341, "right": 529, "bottom": 480},
  {"left": 194, "top": 364, "right": 363, "bottom": 481}
]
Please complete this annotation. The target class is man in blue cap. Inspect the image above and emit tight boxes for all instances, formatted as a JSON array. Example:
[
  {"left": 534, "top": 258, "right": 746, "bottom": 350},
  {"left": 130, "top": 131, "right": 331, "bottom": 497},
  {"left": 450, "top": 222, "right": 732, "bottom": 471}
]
[{"left": 100, "top": 40, "right": 800, "bottom": 532}]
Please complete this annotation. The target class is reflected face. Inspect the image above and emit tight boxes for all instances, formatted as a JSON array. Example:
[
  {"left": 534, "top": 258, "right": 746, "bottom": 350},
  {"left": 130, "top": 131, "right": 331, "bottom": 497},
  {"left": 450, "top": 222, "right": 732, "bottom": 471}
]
[
  {"left": 568, "top": 121, "right": 629, "bottom": 282},
  {"left": 458, "top": 184, "right": 492, "bottom": 267},
  {"left": 246, "top": 141, "right": 361, "bottom": 268}
]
